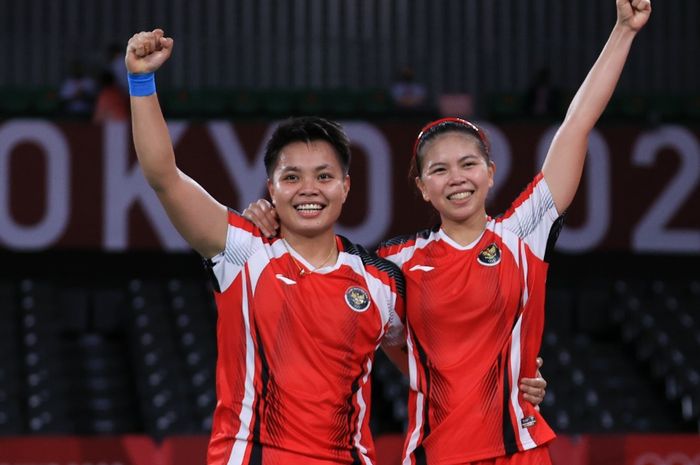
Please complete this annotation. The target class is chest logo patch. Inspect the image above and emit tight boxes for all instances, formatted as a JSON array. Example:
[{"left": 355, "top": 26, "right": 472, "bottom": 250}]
[
  {"left": 477, "top": 243, "right": 501, "bottom": 266},
  {"left": 345, "top": 286, "right": 371, "bottom": 312}
]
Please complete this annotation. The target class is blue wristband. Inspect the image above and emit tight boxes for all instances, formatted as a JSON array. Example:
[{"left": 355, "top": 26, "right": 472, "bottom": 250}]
[{"left": 128, "top": 72, "right": 156, "bottom": 97}]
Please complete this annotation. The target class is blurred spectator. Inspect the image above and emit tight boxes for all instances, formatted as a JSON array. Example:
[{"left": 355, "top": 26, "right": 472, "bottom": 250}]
[
  {"left": 92, "top": 71, "right": 129, "bottom": 123},
  {"left": 438, "top": 94, "right": 474, "bottom": 118},
  {"left": 390, "top": 66, "right": 428, "bottom": 111},
  {"left": 59, "top": 61, "right": 97, "bottom": 117},
  {"left": 106, "top": 42, "right": 129, "bottom": 93},
  {"left": 524, "top": 67, "right": 561, "bottom": 118}
]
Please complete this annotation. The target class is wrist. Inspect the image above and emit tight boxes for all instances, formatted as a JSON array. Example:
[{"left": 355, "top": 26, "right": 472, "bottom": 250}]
[
  {"left": 613, "top": 21, "right": 639, "bottom": 38},
  {"left": 128, "top": 72, "right": 156, "bottom": 97}
]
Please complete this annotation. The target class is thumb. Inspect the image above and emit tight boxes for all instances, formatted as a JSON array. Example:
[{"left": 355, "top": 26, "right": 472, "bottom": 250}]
[
  {"left": 160, "top": 36, "right": 174, "bottom": 51},
  {"left": 158, "top": 37, "right": 174, "bottom": 60}
]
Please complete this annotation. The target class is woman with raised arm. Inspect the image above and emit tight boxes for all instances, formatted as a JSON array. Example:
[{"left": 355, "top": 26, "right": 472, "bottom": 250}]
[
  {"left": 126, "top": 31, "right": 408, "bottom": 465},
  {"left": 377, "top": 1, "right": 651, "bottom": 464}
]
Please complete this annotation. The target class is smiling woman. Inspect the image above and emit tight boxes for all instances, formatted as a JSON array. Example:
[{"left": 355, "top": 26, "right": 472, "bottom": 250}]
[
  {"left": 125, "top": 28, "right": 411, "bottom": 465},
  {"left": 412, "top": 120, "right": 495, "bottom": 246},
  {"left": 375, "top": 1, "right": 652, "bottom": 463},
  {"left": 266, "top": 139, "right": 350, "bottom": 265}
]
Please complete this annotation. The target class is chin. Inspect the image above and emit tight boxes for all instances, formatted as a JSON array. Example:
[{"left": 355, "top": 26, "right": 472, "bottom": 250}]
[
  {"left": 280, "top": 207, "right": 341, "bottom": 236},
  {"left": 444, "top": 209, "right": 478, "bottom": 225},
  {"left": 287, "top": 220, "right": 335, "bottom": 237}
]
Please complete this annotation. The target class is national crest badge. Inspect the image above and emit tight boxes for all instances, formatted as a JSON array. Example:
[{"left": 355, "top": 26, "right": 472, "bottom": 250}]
[
  {"left": 477, "top": 242, "right": 501, "bottom": 266},
  {"left": 345, "top": 286, "right": 370, "bottom": 312}
]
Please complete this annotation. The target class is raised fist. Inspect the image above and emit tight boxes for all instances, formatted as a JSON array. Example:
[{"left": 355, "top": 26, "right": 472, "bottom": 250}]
[{"left": 125, "top": 28, "right": 174, "bottom": 74}]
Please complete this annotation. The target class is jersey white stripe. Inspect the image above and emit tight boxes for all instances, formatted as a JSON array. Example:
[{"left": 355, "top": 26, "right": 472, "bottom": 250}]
[
  {"left": 520, "top": 241, "right": 529, "bottom": 307},
  {"left": 501, "top": 176, "right": 558, "bottom": 260},
  {"left": 247, "top": 239, "right": 288, "bottom": 292},
  {"left": 402, "top": 329, "right": 423, "bottom": 465},
  {"left": 353, "top": 357, "right": 375, "bottom": 465},
  {"left": 226, "top": 271, "right": 257, "bottom": 465},
  {"left": 485, "top": 221, "right": 520, "bottom": 267},
  {"left": 509, "top": 313, "right": 536, "bottom": 450},
  {"left": 402, "top": 392, "right": 425, "bottom": 465},
  {"left": 383, "top": 231, "right": 440, "bottom": 268},
  {"left": 214, "top": 222, "right": 263, "bottom": 293}
]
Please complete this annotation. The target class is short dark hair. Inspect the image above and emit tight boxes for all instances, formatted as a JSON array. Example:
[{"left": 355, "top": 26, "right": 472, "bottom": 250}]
[{"left": 264, "top": 117, "right": 352, "bottom": 176}]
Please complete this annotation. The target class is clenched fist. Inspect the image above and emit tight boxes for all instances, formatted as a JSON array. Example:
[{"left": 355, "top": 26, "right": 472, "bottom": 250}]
[
  {"left": 125, "top": 28, "right": 174, "bottom": 74},
  {"left": 617, "top": 0, "right": 652, "bottom": 32}
]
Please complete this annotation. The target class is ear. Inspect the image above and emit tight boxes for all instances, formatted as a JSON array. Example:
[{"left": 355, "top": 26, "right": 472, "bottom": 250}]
[
  {"left": 267, "top": 178, "right": 276, "bottom": 206},
  {"left": 341, "top": 175, "right": 351, "bottom": 204},
  {"left": 415, "top": 176, "right": 430, "bottom": 202},
  {"left": 487, "top": 160, "right": 496, "bottom": 189}
]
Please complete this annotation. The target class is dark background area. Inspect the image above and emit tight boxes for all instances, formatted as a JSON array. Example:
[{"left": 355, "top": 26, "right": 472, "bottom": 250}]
[{"left": 0, "top": 0, "right": 699, "bottom": 445}]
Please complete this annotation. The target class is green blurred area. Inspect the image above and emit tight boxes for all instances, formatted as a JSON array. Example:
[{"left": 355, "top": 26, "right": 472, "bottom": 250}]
[{"left": 1, "top": 87, "right": 699, "bottom": 122}]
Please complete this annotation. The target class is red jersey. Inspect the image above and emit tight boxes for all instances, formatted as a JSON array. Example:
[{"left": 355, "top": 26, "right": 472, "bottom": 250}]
[
  {"left": 377, "top": 173, "right": 561, "bottom": 464},
  {"left": 206, "top": 211, "right": 405, "bottom": 465}
]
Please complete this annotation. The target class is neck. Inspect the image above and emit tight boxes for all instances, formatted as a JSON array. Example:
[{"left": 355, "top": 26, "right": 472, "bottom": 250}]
[
  {"left": 281, "top": 228, "right": 338, "bottom": 268},
  {"left": 440, "top": 212, "right": 488, "bottom": 247}
]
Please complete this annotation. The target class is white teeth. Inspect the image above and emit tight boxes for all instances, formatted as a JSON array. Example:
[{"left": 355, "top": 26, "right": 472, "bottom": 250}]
[
  {"left": 296, "top": 203, "right": 323, "bottom": 211},
  {"left": 448, "top": 191, "right": 472, "bottom": 200}
]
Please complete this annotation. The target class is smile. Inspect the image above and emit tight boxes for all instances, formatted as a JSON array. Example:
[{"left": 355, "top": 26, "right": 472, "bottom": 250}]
[
  {"left": 447, "top": 191, "right": 473, "bottom": 201},
  {"left": 295, "top": 203, "right": 324, "bottom": 211}
]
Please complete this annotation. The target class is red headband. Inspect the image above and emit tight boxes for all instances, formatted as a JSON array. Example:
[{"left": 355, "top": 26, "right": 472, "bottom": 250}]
[{"left": 411, "top": 117, "right": 489, "bottom": 161}]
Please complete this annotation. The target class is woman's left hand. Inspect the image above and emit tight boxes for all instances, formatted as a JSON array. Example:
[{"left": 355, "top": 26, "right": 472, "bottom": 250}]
[{"left": 520, "top": 357, "right": 547, "bottom": 410}]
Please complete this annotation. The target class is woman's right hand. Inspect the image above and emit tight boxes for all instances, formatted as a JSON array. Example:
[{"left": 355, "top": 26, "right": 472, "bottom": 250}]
[
  {"left": 242, "top": 199, "right": 280, "bottom": 238},
  {"left": 617, "top": 0, "right": 652, "bottom": 33},
  {"left": 125, "top": 28, "right": 174, "bottom": 74}
]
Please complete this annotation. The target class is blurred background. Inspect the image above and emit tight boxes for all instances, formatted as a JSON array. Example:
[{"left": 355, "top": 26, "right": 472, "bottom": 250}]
[{"left": 0, "top": 0, "right": 698, "bottom": 463}]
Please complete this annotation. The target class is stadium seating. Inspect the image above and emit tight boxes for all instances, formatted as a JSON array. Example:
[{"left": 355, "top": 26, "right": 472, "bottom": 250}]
[{"left": 0, "top": 255, "right": 697, "bottom": 436}]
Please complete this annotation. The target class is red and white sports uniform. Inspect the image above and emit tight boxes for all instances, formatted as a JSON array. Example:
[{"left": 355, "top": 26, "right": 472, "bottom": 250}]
[
  {"left": 377, "top": 173, "right": 561, "bottom": 464},
  {"left": 206, "top": 210, "right": 405, "bottom": 465}
]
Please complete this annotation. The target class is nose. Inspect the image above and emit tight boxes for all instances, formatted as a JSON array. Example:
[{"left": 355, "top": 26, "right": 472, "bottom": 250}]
[
  {"left": 447, "top": 169, "right": 467, "bottom": 186},
  {"left": 298, "top": 176, "right": 321, "bottom": 195}
]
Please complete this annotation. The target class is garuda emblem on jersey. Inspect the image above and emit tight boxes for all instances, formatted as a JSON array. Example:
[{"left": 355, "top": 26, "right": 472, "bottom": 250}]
[
  {"left": 345, "top": 286, "right": 370, "bottom": 312},
  {"left": 477, "top": 243, "right": 501, "bottom": 266}
]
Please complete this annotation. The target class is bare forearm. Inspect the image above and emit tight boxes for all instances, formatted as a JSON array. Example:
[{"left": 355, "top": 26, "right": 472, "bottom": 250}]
[
  {"left": 543, "top": 22, "right": 642, "bottom": 212},
  {"left": 125, "top": 30, "right": 228, "bottom": 257},
  {"left": 131, "top": 94, "right": 179, "bottom": 191},
  {"left": 563, "top": 24, "right": 636, "bottom": 131}
]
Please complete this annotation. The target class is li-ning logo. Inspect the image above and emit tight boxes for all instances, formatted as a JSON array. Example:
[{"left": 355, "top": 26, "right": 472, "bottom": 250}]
[
  {"left": 409, "top": 265, "right": 434, "bottom": 272},
  {"left": 520, "top": 416, "right": 536, "bottom": 428},
  {"left": 477, "top": 243, "right": 501, "bottom": 266},
  {"left": 345, "top": 286, "right": 370, "bottom": 312},
  {"left": 275, "top": 274, "right": 297, "bottom": 285}
]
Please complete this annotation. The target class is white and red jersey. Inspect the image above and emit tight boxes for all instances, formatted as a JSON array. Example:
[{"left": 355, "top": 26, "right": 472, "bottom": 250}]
[
  {"left": 206, "top": 210, "right": 405, "bottom": 465},
  {"left": 377, "top": 173, "right": 561, "bottom": 464}
]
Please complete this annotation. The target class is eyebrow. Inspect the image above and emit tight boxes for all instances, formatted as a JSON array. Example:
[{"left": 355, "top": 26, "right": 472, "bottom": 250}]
[
  {"left": 278, "top": 163, "right": 334, "bottom": 173},
  {"left": 427, "top": 154, "right": 480, "bottom": 167}
]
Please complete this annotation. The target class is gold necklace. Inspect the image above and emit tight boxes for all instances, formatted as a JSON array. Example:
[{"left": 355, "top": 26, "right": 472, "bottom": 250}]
[{"left": 284, "top": 239, "right": 337, "bottom": 276}]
